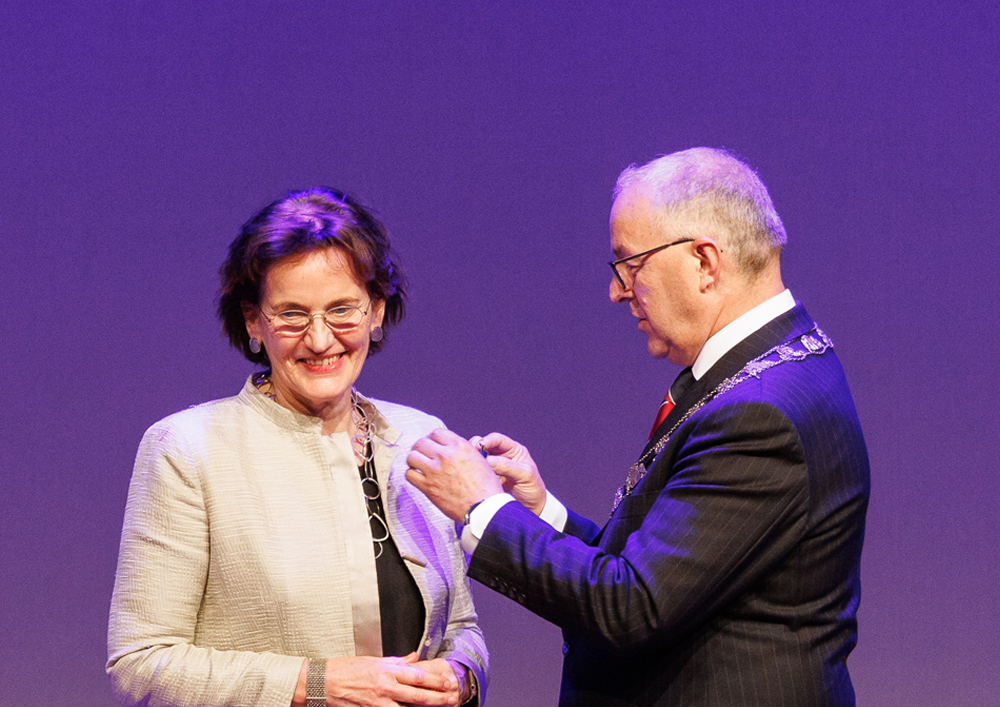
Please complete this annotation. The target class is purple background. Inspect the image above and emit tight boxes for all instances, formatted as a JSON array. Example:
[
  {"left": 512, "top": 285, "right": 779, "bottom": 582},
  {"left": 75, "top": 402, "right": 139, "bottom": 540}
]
[{"left": 3, "top": 3, "right": 998, "bottom": 705}]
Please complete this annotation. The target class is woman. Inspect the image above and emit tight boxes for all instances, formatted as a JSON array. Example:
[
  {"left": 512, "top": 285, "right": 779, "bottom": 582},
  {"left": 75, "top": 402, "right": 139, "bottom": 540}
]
[{"left": 107, "top": 188, "right": 487, "bottom": 707}]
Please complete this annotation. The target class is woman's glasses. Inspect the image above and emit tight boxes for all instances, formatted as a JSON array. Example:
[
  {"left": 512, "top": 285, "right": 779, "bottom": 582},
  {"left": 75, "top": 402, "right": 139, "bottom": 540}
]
[{"left": 258, "top": 301, "right": 371, "bottom": 335}]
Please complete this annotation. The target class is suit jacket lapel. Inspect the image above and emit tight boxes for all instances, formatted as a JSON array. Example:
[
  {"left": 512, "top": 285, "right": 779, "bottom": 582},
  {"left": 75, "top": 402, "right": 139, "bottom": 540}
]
[
  {"left": 601, "top": 304, "right": 817, "bottom": 545},
  {"left": 639, "top": 304, "right": 815, "bottom": 464}
]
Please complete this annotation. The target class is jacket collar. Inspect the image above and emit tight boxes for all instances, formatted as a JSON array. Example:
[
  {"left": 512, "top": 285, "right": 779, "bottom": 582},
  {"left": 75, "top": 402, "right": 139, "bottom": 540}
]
[{"left": 239, "top": 375, "right": 400, "bottom": 446}]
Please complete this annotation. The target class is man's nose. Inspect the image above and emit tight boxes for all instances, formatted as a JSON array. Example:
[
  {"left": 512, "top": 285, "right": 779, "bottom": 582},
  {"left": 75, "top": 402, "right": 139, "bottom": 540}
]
[{"left": 609, "top": 278, "right": 631, "bottom": 302}]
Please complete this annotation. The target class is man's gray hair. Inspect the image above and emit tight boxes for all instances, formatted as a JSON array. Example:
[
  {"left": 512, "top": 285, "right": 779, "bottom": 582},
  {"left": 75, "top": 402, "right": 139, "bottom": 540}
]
[{"left": 615, "top": 147, "right": 787, "bottom": 276}]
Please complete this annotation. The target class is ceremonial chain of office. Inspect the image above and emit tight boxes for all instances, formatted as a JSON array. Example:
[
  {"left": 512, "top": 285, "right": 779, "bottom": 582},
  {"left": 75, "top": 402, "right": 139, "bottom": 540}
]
[{"left": 613, "top": 326, "right": 834, "bottom": 513}]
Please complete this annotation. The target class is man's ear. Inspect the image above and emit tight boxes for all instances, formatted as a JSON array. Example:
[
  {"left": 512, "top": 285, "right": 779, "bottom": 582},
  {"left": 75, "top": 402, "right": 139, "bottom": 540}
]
[{"left": 693, "top": 237, "right": 723, "bottom": 292}]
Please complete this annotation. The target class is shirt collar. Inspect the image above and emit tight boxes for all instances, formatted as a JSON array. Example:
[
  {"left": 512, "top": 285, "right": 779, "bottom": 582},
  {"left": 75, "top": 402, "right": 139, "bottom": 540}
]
[{"left": 691, "top": 289, "right": 795, "bottom": 380}]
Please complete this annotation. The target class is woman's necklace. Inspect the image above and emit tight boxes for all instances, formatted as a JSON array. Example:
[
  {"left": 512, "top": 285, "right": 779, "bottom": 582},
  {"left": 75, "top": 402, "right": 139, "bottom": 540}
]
[
  {"left": 351, "top": 394, "right": 389, "bottom": 559},
  {"left": 252, "top": 370, "right": 276, "bottom": 400},
  {"left": 350, "top": 390, "right": 374, "bottom": 464}
]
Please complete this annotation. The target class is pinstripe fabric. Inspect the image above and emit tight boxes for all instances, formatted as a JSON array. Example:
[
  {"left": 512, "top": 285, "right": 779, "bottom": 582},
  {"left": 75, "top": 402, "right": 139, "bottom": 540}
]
[
  {"left": 470, "top": 305, "right": 868, "bottom": 706},
  {"left": 107, "top": 379, "right": 487, "bottom": 707}
]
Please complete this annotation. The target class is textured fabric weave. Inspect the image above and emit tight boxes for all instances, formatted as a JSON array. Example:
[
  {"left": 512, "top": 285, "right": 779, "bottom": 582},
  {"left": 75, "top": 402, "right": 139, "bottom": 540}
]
[{"left": 108, "top": 378, "right": 487, "bottom": 707}]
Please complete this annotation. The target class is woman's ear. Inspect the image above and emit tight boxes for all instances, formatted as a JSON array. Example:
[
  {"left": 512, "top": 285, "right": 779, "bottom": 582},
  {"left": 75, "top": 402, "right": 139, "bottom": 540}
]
[
  {"left": 372, "top": 299, "right": 386, "bottom": 329},
  {"left": 242, "top": 302, "right": 261, "bottom": 341}
]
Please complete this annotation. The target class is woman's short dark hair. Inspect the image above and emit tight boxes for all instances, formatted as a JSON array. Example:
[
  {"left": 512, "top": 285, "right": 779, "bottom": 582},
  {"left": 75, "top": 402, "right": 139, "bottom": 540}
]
[{"left": 218, "top": 187, "right": 406, "bottom": 364}]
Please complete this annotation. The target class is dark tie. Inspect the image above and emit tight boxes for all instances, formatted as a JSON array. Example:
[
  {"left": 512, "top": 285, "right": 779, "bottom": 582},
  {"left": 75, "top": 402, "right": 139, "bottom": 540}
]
[{"left": 648, "top": 367, "right": 694, "bottom": 440}]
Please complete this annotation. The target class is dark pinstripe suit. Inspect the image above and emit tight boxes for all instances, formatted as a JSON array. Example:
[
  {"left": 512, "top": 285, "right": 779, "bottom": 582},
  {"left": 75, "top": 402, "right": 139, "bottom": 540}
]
[{"left": 469, "top": 305, "right": 869, "bottom": 706}]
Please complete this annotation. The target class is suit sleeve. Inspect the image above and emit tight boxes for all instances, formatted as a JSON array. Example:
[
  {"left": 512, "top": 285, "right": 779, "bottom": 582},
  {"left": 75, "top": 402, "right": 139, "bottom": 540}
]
[
  {"left": 467, "top": 399, "right": 810, "bottom": 650},
  {"left": 563, "top": 509, "right": 602, "bottom": 544}
]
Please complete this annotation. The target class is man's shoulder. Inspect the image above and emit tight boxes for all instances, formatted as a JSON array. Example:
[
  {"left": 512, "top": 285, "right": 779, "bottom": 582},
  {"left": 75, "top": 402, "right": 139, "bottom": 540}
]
[
  {"left": 688, "top": 341, "right": 866, "bottom": 476},
  {"left": 703, "top": 345, "right": 854, "bottom": 421}
]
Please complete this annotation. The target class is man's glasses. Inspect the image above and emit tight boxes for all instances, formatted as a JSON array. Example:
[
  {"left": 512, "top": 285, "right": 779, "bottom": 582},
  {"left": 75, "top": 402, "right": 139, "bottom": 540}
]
[
  {"left": 608, "top": 238, "right": 694, "bottom": 289},
  {"left": 258, "top": 301, "right": 371, "bottom": 336}
]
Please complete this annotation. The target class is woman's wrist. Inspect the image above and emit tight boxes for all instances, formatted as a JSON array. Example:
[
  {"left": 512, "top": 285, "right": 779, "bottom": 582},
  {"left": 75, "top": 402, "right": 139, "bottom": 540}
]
[
  {"left": 291, "top": 658, "right": 329, "bottom": 707},
  {"left": 447, "top": 659, "right": 477, "bottom": 705},
  {"left": 306, "top": 659, "right": 327, "bottom": 707},
  {"left": 290, "top": 659, "right": 309, "bottom": 707}
]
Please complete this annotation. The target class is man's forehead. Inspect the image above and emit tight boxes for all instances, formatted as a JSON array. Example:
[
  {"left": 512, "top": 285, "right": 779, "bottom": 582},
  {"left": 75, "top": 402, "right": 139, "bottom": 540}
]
[
  {"left": 610, "top": 192, "right": 700, "bottom": 252},
  {"left": 611, "top": 183, "right": 690, "bottom": 225},
  {"left": 611, "top": 184, "right": 655, "bottom": 213}
]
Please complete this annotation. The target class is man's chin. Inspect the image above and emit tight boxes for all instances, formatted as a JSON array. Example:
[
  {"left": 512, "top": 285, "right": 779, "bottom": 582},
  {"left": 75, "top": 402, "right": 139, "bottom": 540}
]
[
  {"left": 645, "top": 337, "right": 671, "bottom": 360},
  {"left": 646, "top": 337, "right": 691, "bottom": 366}
]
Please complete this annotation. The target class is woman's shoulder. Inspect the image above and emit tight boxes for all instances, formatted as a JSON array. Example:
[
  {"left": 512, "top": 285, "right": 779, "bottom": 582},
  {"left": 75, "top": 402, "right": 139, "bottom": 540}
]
[
  {"left": 362, "top": 396, "right": 446, "bottom": 436},
  {"left": 141, "top": 390, "right": 249, "bottom": 448}
]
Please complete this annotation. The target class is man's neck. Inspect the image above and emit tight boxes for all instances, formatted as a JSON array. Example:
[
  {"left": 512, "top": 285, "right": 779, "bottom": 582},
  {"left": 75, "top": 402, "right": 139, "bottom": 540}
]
[
  {"left": 691, "top": 287, "right": 795, "bottom": 380},
  {"left": 711, "top": 268, "right": 785, "bottom": 337}
]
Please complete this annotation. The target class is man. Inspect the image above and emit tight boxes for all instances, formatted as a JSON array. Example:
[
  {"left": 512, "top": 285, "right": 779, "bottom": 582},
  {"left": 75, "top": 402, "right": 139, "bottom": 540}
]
[{"left": 406, "top": 147, "right": 870, "bottom": 707}]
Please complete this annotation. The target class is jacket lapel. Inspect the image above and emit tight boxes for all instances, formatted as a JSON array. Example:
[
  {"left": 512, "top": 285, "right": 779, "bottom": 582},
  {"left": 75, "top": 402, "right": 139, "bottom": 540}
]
[
  {"left": 639, "top": 304, "right": 814, "bottom": 462},
  {"left": 601, "top": 305, "right": 817, "bottom": 546}
]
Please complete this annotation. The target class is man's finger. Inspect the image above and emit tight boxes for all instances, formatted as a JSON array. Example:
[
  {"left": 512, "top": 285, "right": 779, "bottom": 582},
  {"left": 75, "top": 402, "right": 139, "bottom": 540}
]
[
  {"left": 405, "top": 448, "right": 433, "bottom": 473},
  {"left": 405, "top": 467, "right": 429, "bottom": 491},
  {"left": 409, "top": 435, "right": 443, "bottom": 460},
  {"left": 480, "top": 431, "right": 518, "bottom": 455},
  {"left": 487, "top": 455, "right": 525, "bottom": 479},
  {"left": 427, "top": 427, "right": 462, "bottom": 445}
]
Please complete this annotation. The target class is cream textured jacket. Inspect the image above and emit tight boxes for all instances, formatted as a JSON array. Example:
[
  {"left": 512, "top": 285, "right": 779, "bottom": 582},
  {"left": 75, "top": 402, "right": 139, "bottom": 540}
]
[{"left": 108, "top": 378, "right": 488, "bottom": 707}]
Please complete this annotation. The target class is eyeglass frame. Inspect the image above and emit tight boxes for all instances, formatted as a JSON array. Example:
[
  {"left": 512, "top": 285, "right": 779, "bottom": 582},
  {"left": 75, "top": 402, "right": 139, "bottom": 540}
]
[
  {"left": 608, "top": 237, "right": 695, "bottom": 289},
  {"left": 257, "top": 299, "right": 373, "bottom": 336}
]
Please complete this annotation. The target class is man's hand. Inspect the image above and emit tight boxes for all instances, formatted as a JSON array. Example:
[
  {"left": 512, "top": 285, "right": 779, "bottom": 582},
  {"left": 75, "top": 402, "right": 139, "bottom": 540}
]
[
  {"left": 406, "top": 429, "right": 505, "bottom": 523},
  {"left": 471, "top": 432, "right": 547, "bottom": 516}
]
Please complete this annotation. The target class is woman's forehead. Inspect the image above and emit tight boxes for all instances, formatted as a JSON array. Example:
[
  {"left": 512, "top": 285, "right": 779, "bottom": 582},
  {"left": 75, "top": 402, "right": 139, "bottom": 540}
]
[{"left": 261, "top": 248, "right": 364, "bottom": 302}]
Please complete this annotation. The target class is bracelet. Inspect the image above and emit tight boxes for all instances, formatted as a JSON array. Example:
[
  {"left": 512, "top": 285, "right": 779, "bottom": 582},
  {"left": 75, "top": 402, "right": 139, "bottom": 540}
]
[
  {"left": 305, "top": 659, "right": 325, "bottom": 707},
  {"left": 463, "top": 667, "right": 478, "bottom": 705}
]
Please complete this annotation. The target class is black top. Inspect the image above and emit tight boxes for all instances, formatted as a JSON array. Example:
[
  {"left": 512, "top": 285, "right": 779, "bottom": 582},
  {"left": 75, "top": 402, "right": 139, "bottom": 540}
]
[{"left": 358, "top": 450, "right": 425, "bottom": 656}]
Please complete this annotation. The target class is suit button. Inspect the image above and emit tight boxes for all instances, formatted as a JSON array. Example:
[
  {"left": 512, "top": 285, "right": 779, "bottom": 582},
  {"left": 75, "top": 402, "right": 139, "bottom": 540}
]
[{"left": 562, "top": 641, "right": 571, "bottom": 656}]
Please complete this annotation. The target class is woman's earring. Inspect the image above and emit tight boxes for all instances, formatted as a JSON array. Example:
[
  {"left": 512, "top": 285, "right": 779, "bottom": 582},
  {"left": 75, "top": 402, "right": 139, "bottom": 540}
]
[
  {"left": 370, "top": 326, "right": 384, "bottom": 343},
  {"left": 249, "top": 337, "right": 262, "bottom": 354}
]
